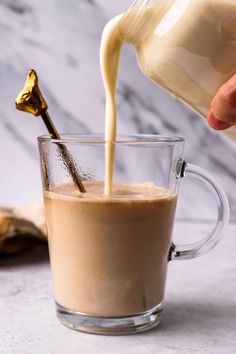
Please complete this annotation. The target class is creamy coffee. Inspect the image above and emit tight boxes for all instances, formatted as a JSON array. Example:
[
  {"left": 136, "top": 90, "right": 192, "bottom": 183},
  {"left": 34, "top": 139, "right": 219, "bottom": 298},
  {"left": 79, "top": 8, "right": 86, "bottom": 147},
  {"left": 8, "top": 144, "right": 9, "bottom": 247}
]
[
  {"left": 100, "top": 0, "right": 236, "bottom": 193},
  {"left": 44, "top": 182, "right": 177, "bottom": 316}
]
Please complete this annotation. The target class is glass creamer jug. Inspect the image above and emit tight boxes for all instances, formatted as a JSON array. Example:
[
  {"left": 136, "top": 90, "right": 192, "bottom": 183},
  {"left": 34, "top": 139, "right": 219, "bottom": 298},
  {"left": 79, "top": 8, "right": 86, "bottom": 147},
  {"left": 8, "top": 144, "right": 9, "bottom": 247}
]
[{"left": 119, "top": 0, "right": 236, "bottom": 140}]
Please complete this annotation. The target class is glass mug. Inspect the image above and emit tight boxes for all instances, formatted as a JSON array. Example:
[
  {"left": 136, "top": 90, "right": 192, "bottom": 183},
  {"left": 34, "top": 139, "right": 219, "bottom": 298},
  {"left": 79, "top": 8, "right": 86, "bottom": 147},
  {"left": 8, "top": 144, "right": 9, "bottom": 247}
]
[
  {"left": 119, "top": 0, "right": 236, "bottom": 140},
  {"left": 38, "top": 134, "right": 229, "bottom": 335}
]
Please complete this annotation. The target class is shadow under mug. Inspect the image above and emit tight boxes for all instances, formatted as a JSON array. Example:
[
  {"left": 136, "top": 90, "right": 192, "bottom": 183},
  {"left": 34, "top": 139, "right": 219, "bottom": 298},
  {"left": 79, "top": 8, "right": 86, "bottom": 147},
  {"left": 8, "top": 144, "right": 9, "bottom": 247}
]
[{"left": 38, "top": 134, "right": 230, "bottom": 335}]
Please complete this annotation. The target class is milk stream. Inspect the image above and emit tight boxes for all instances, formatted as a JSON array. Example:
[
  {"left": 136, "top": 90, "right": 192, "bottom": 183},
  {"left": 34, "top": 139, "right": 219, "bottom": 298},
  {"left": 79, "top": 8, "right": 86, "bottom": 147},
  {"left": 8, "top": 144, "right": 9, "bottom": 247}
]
[
  {"left": 100, "top": 1, "right": 236, "bottom": 194},
  {"left": 100, "top": 15, "right": 123, "bottom": 195}
]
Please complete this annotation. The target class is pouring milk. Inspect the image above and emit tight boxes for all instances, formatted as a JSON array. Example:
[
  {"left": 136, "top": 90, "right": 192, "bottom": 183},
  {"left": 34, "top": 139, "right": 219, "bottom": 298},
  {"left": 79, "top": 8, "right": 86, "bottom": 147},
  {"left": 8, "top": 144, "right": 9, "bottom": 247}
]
[{"left": 100, "top": 0, "right": 236, "bottom": 194}]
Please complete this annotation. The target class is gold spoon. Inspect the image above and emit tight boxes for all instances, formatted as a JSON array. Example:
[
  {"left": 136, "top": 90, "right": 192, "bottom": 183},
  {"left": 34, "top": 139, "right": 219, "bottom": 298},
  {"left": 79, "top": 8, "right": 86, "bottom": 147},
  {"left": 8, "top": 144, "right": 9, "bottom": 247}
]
[{"left": 15, "top": 69, "right": 86, "bottom": 193}]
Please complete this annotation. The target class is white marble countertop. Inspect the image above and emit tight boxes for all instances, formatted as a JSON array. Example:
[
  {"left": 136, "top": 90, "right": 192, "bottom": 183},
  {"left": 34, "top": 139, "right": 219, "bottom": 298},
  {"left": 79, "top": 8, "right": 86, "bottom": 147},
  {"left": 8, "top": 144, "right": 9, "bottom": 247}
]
[{"left": 0, "top": 222, "right": 236, "bottom": 354}]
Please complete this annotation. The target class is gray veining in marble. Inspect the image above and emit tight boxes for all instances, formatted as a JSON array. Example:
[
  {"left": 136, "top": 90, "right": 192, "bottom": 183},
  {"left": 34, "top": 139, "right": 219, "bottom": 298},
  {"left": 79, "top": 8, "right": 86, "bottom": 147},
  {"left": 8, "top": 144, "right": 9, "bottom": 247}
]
[{"left": 0, "top": 0, "right": 236, "bottom": 219}]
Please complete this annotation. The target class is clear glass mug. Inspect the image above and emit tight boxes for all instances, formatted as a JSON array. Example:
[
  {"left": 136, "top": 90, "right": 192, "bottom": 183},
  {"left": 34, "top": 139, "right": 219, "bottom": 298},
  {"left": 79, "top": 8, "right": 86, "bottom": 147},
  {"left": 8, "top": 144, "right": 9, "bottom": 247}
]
[
  {"left": 119, "top": 0, "right": 236, "bottom": 140},
  {"left": 38, "top": 134, "right": 229, "bottom": 335}
]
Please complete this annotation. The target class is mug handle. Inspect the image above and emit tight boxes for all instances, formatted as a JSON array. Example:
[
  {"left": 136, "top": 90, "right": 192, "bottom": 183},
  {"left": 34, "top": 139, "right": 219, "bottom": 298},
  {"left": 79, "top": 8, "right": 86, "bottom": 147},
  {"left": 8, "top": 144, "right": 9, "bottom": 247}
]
[{"left": 169, "top": 160, "right": 230, "bottom": 261}]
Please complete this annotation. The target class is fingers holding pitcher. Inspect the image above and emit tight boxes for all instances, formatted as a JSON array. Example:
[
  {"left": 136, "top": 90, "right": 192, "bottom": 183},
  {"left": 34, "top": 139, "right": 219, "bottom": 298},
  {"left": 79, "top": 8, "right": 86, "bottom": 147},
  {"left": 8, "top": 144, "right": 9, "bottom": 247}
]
[{"left": 208, "top": 74, "right": 236, "bottom": 130}]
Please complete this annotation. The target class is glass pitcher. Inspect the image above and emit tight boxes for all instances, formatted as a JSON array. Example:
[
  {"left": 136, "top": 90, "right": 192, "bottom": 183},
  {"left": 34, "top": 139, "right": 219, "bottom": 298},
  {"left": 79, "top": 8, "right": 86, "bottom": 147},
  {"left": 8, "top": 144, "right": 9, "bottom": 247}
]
[{"left": 119, "top": 0, "right": 236, "bottom": 140}]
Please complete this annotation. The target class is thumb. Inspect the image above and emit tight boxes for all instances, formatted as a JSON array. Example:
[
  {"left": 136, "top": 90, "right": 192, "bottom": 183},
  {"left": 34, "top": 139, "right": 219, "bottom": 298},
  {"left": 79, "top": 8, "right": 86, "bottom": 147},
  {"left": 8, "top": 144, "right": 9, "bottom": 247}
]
[{"left": 207, "top": 74, "right": 236, "bottom": 130}]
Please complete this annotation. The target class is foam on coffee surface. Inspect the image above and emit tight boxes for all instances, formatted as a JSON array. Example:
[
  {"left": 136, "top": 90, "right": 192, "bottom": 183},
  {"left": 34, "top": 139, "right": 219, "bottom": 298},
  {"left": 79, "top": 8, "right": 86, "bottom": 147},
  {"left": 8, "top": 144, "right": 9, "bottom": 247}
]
[{"left": 46, "top": 181, "right": 174, "bottom": 200}]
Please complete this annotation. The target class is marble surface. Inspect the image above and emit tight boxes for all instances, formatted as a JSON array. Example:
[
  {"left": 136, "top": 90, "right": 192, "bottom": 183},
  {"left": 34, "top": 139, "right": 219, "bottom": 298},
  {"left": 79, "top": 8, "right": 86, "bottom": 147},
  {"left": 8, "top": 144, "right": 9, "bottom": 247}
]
[
  {"left": 0, "top": 221, "right": 236, "bottom": 354},
  {"left": 0, "top": 0, "right": 236, "bottom": 219}
]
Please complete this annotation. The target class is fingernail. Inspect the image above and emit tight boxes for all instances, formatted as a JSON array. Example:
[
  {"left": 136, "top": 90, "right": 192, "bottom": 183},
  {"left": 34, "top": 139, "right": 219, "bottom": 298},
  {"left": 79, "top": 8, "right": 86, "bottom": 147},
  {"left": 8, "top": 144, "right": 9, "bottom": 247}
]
[{"left": 208, "top": 109, "right": 232, "bottom": 130}]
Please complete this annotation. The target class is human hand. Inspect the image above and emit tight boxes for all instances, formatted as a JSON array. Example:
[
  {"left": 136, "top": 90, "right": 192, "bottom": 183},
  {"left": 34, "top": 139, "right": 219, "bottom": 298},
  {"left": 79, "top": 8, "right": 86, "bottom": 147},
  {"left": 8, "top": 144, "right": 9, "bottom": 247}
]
[{"left": 208, "top": 74, "right": 236, "bottom": 130}]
